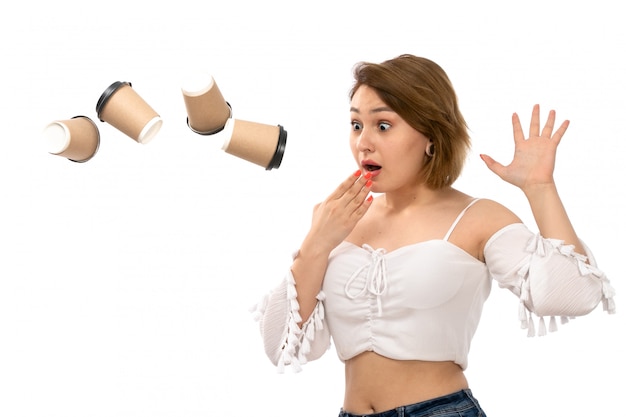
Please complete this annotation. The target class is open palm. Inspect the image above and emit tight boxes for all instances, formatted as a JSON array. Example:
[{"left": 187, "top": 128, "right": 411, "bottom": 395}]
[{"left": 480, "top": 104, "right": 570, "bottom": 192}]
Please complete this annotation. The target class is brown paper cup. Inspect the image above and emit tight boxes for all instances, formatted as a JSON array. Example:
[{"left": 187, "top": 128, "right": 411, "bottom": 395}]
[
  {"left": 222, "top": 118, "right": 287, "bottom": 170},
  {"left": 96, "top": 81, "right": 162, "bottom": 144},
  {"left": 181, "top": 73, "right": 231, "bottom": 135},
  {"left": 42, "top": 116, "right": 100, "bottom": 163}
]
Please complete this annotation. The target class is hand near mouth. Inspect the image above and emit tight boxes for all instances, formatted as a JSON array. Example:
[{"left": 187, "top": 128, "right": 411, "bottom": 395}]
[{"left": 305, "top": 169, "right": 374, "bottom": 254}]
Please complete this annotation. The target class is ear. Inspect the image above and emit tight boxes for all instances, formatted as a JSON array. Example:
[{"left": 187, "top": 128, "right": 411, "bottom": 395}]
[{"left": 425, "top": 141, "right": 434, "bottom": 157}]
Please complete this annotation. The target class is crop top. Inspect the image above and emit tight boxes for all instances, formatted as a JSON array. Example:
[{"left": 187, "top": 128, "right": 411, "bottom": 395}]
[{"left": 251, "top": 199, "right": 615, "bottom": 373}]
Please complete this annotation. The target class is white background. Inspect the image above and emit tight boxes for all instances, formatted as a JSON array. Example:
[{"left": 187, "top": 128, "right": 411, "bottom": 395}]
[{"left": 1, "top": 1, "right": 623, "bottom": 416}]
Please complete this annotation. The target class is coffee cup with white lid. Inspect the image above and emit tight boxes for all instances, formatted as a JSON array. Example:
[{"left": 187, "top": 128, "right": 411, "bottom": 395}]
[{"left": 42, "top": 115, "right": 100, "bottom": 163}]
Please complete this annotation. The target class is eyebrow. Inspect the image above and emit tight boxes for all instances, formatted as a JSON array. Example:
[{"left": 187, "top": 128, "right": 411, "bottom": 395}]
[{"left": 350, "top": 106, "right": 394, "bottom": 114}]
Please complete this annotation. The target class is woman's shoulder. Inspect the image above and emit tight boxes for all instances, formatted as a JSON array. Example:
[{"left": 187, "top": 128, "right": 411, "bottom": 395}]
[
  {"left": 471, "top": 197, "right": 515, "bottom": 214},
  {"left": 439, "top": 192, "right": 523, "bottom": 260},
  {"left": 446, "top": 190, "right": 518, "bottom": 220},
  {"left": 469, "top": 197, "right": 523, "bottom": 235}
]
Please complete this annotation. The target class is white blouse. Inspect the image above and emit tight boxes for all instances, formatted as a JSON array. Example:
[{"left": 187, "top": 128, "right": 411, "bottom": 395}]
[{"left": 252, "top": 215, "right": 615, "bottom": 373}]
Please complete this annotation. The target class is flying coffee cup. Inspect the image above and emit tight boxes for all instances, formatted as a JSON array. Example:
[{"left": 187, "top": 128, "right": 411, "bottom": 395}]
[
  {"left": 221, "top": 118, "right": 287, "bottom": 170},
  {"left": 96, "top": 81, "right": 162, "bottom": 144},
  {"left": 42, "top": 116, "right": 100, "bottom": 163},
  {"left": 181, "top": 73, "right": 232, "bottom": 135}
]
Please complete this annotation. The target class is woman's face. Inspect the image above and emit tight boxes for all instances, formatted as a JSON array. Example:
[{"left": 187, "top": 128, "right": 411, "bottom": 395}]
[{"left": 349, "top": 85, "right": 430, "bottom": 193}]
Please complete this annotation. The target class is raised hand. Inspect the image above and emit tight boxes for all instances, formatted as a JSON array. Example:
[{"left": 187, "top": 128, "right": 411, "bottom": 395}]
[{"left": 480, "top": 104, "right": 570, "bottom": 193}]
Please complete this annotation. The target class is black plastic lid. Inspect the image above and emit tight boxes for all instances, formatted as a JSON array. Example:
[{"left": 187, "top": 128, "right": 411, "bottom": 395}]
[
  {"left": 96, "top": 81, "right": 131, "bottom": 121},
  {"left": 266, "top": 125, "right": 287, "bottom": 170}
]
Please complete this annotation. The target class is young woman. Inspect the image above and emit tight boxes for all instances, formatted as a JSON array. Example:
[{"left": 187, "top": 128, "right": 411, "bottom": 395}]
[{"left": 252, "top": 54, "right": 615, "bottom": 417}]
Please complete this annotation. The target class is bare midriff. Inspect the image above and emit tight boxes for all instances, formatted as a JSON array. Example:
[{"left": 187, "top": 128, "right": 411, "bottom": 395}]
[{"left": 343, "top": 351, "right": 469, "bottom": 414}]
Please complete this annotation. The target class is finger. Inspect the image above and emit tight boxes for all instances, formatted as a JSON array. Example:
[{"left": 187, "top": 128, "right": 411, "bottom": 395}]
[
  {"left": 529, "top": 104, "right": 541, "bottom": 137},
  {"left": 512, "top": 112, "right": 525, "bottom": 143},
  {"left": 346, "top": 177, "right": 373, "bottom": 211},
  {"left": 352, "top": 193, "right": 374, "bottom": 218},
  {"left": 332, "top": 170, "right": 371, "bottom": 209},
  {"left": 328, "top": 170, "right": 363, "bottom": 200},
  {"left": 551, "top": 119, "right": 570, "bottom": 145},
  {"left": 479, "top": 153, "right": 506, "bottom": 179},
  {"left": 540, "top": 109, "right": 556, "bottom": 138}
]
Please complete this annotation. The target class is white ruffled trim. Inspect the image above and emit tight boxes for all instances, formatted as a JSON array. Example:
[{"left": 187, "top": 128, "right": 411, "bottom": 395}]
[
  {"left": 250, "top": 273, "right": 326, "bottom": 373},
  {"left": 516, "top": 234, "right": 616, "bottom": 337}
]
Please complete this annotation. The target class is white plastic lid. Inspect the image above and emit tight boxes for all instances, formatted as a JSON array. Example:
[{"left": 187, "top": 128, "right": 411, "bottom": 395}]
[
  {"left": 220, "top": 117, "right": 235, "bottom": 151},
  {"left": 42, "top": 122, "right": 70, "bottom": 154},
  {"left": 137, "top": 116, "right": 163, "bottom": 144},
  {"left": 181, "top": 71, "right": 215, "bottom": 96}
]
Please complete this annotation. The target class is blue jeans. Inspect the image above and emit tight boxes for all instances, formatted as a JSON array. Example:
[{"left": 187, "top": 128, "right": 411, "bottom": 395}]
[{"left": 338, "top": 389, "right": 486, "bottom": 417}]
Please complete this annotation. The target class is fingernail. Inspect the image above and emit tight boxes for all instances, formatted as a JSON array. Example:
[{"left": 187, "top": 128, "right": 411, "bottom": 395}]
[
  {"left": 364, "top": 171, "right": 372, "bottom": 179},
  {"left": 367, "top": 195, "right": 373, "bottom": 202},
  {"left": 365, "top": 179, "right": 373, "bottom": 188},
  {"left": 353, "top": 169, "right": 362, "bottom": 177}
]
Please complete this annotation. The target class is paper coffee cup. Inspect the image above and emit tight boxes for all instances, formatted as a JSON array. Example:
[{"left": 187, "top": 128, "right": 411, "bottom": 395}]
[
  {"left": 42, "top": 116, "right": 100, "bottom": 163},
  {"left": 96, "top": 81, "right": 162, "bottom": 144},
  {"left": 181, "top": 73, "right": 232, "bottom": 135},
  {"left": 221, "top": 118, "right": 287, "bottom": 170}
]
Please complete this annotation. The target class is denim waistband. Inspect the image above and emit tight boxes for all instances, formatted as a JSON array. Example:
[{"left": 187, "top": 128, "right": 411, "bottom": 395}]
[{"left": 338, "top": 389, "right": 485, "bottom": 417}]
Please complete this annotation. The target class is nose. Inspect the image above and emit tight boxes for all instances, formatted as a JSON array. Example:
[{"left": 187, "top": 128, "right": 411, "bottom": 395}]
[{"left": 356, "top": 127, "right": 374, "bottom": 153}]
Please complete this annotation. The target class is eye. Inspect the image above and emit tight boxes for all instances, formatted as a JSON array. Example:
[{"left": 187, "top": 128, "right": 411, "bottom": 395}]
[
  {"left": 351, "top": 121, "right": 362, "bottom": 131},
  {"left": 378, "top": 122, "right": 391, "bottom": 131}
]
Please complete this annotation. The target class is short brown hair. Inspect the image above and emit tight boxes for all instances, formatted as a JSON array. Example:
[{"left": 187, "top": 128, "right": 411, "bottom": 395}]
[{"left": 350, "top": 54, "right": 470, "bottom": 189}]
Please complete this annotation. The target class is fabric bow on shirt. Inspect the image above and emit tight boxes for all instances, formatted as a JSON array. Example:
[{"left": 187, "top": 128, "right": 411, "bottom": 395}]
[{"left": 344, "top": 244, "right": 389, "bottom": 316}]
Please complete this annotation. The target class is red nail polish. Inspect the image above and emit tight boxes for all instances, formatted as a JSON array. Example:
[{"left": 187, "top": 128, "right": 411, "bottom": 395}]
[
  {"left": 365, "top": 179, "right": 373, "bottom": 188},
  {"left": 353, "top": 169, "right": 362, "bottom": 177},
  {"left": 364, "top": 171, "right": 372, "bottom": 179},
  {"left": 367, "top": 195, "right": 373, "bottom": 202}
]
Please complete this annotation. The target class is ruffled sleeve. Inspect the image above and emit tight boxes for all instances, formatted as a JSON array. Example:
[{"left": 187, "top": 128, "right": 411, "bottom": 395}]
[
  {"left": 484, "top": 223, "right": 616, "bottom": 337},
  {"left": 250, "top": 268, "right": 331, "bottom": 372}
]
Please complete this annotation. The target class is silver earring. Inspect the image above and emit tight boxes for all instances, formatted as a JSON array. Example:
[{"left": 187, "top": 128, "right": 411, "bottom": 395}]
[{"left": 426, "top": 143, "right": 434, "bottom": 157}]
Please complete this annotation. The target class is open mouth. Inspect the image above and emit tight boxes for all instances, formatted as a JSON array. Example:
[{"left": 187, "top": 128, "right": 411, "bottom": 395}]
[{"left": 363, "top": 163, "right": 381, "bottom": 172}]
